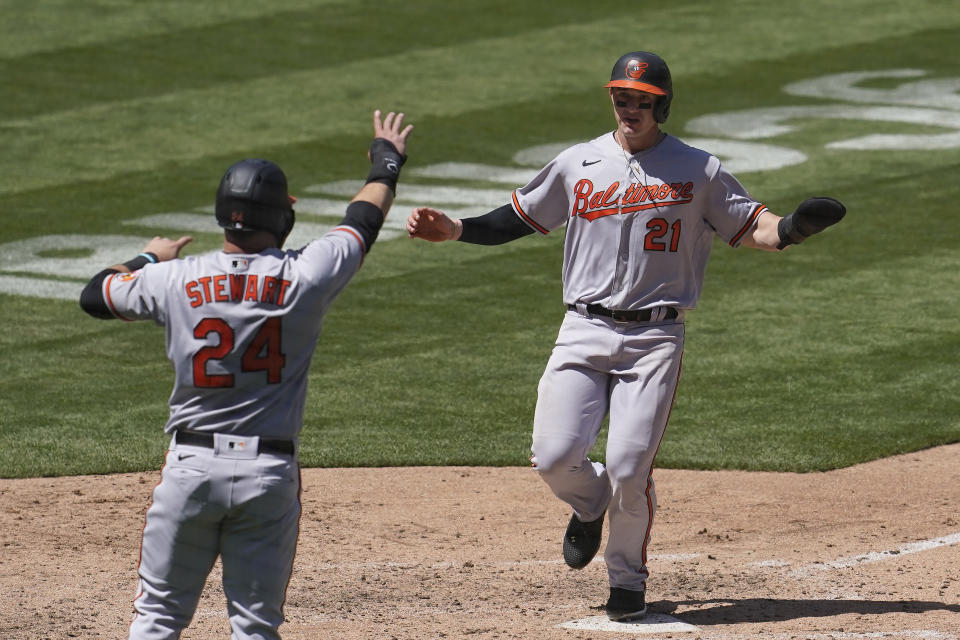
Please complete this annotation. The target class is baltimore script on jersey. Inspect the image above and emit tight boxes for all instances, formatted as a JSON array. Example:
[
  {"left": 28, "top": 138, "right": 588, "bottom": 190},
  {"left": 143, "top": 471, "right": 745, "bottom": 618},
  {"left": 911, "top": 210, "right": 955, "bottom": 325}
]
[{"left": 570, "top": 178, "right": 695, "bottom": 221}]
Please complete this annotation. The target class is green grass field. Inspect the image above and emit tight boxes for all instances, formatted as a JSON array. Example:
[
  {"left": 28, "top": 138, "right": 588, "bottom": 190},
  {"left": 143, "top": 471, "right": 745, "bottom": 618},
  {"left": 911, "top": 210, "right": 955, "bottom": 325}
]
[{"left": 1, "top": 0, "right": 958, "bottom": 478}]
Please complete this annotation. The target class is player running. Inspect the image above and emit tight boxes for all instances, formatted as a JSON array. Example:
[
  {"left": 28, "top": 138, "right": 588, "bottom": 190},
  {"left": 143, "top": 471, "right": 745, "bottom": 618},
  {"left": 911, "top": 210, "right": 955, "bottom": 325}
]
[
  {"left": 80, "top": 110, "right": 412, "bottom": 639},
  {"left": 406, "top": 51, "right": 844, "bottom": 621}
]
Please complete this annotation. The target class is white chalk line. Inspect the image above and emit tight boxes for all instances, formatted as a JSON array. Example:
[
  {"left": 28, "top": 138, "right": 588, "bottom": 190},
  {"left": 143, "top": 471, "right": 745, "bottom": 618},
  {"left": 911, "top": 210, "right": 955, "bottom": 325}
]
[
  {"left": 787, "top": 531, "right": 960, "bottom": 577},
  {"left": 300, "top": 552, "right": 701, "bottom": 572},
  {"left": 197, "top": 532, "right": 960, "bottom": 631},
  {"left": 297, "top": 529, "right": 960, "bottom": 574}
]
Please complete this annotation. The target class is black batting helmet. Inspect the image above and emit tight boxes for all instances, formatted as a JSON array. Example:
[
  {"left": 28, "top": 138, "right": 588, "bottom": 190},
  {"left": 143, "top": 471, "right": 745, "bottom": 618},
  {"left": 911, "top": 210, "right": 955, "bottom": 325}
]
[
  {"left": 605, "top": 51, "right": 673, "bottom": 123},
  {"left": 215, "top": 159, "right": 296, "bottom": 245}
]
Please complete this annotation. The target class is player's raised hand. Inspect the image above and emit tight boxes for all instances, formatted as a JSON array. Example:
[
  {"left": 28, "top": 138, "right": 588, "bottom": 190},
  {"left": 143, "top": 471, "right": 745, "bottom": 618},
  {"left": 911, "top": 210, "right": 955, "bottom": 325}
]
[
  {"left": 372, "top": 109, "right": 414, "bottom": 157},
  {"left": 143, "top": 236, "right": 193, "bottom": 261},
  {"left": 407, "top": 207, "right": 461, "bottom": 242}
]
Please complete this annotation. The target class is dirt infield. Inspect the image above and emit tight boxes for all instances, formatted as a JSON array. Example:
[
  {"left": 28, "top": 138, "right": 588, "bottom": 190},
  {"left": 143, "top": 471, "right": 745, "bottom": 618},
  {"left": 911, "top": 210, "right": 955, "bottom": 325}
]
[{"left": 3, "top": 444, "right": 959, "bottom": 639}]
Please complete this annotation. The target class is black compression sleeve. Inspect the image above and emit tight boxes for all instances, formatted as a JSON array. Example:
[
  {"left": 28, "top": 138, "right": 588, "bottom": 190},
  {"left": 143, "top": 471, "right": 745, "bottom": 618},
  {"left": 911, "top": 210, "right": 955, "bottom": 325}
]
[
  {"left": 458, "top": 204, "right": 536, "bottom": 245},
  {"left": 341, "top": 200, "right": 385, "bottom": 252},
  {"left": 79, "top": 268, "right": 120, "bottom": 319}
]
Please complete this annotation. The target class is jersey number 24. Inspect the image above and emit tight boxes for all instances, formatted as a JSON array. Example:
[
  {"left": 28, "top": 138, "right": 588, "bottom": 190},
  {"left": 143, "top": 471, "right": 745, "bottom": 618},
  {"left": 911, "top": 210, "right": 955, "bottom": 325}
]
[{"left": 192, "top": 317, "right": 286, "bottom": 387}]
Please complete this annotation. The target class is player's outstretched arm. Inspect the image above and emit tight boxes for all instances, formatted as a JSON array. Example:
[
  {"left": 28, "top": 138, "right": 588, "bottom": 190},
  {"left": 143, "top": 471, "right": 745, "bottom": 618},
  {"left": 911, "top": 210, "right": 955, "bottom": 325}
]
[
  {"left": 775, "top": 196, "right": 846, "bottom": 250},
  {"left": 408, "top": 204, "right": 535, "bottom": 245},
  {"left": 740, "top": 212, "right": 783, "bottom": 252},
  {"left": 350, "top": 110, "right": 414, "bottom": 215},
  {"left": 340, "top": 110, "right": 414, "bottom": 252},
  {"left": 741, "top": 197, "right": 846, "bottom": 252},
  {"left": 106, "top": 236, "right": 193, "bottom": 273},
  {"left": 80, "top": 235, "right": 193, "bottom": 319},
  {"left": 407, "top": 207, "right": 462, "bottom": 242}
]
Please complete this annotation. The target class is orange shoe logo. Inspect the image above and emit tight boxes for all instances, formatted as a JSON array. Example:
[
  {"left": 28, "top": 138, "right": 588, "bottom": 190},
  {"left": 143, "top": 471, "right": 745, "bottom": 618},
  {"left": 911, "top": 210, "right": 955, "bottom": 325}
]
[{"left": 626, "top": 60, "right": 648, "bottom": 79}]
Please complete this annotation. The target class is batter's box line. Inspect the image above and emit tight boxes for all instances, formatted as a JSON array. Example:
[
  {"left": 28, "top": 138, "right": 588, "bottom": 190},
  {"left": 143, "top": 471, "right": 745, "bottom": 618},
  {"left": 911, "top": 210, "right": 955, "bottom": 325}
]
[
  {"left": 302, "top": 552, "right": 701, "bottom": 572},
  {"left": 788, "top": 531, "right": 960, "bottom": 577}
]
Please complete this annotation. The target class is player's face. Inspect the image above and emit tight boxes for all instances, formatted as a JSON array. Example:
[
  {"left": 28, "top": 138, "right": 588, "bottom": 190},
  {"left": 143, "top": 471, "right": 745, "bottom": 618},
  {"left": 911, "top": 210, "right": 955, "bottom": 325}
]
[{"left": 610, "top": 88, "right": 658, "bottom": 140}]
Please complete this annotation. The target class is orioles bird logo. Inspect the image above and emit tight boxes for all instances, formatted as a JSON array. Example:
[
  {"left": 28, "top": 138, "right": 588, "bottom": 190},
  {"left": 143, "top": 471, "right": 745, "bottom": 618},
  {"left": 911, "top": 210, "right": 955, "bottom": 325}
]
[
  {"left": 231, "top": 211, "right": 244, "bottom": 226},
  {"left": 626, "top": 60, "right": 648, "bottom": 79}
]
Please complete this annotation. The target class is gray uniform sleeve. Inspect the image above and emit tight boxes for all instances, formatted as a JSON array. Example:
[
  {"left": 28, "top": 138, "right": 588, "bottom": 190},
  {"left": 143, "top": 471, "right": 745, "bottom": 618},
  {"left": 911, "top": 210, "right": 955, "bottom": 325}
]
[
  {"left": 701, "top": 158, "right": 767, "bottom": 247},
  {"left": 101, "top": 263, "right": 169, "bottom": 324},
  {"left": 294, "top": 227, "right": 366, "bottom": 307},
  {"left": 510, "top": 154, "right": 573, "bottom": 234}
]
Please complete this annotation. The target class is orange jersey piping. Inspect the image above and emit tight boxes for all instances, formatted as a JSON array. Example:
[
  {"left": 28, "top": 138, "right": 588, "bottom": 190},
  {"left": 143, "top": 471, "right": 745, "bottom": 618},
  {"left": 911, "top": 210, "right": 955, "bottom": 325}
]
[
  {"left": 104, "top": 272, "right": 135, "bottom": 322},
  {"left": 730, "top": 204, "right": 767, "bottom": 247},
  {"left": 512, "top": 192, "right": 549, "bottom": 235}
]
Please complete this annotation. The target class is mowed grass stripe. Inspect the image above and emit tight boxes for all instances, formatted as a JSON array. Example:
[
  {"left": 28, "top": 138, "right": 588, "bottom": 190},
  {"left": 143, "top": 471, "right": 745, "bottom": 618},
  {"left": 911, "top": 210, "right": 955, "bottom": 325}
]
[
  {"left": 1, "top": 199, "right": 956, "bottom": 474},
  {"left": 670, "top": 327, "right": 960, "bottom": 471},
  {"left": 0, "top": 1, "right": 605, "bottom": 121},
  {"left": 0, "top": 0, "right": 348, "bottom": 58},
  {"left": 4, "top": 1, "right": 960, "bottom": 197},
  {"left": 2, "top": 2, "right": 958, "bottom": 476}
]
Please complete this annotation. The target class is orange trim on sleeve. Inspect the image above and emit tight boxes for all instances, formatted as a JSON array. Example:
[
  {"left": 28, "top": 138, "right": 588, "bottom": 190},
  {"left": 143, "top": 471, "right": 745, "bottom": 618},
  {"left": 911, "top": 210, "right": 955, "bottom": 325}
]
[
  {"left": 730, "top": 204, "right": 767, "bottom": 247},
  {"left": 333, "top": 226, "right": 367, "bottom": 266},
  {"left": 104, "top": 272, "right": 135, "bottom": 322},
  {"left": 512, "top": 192, "right": 549, "bottom": 235},
  {"left": 334, "top": 225, "right": 366, "bottom": 251}
]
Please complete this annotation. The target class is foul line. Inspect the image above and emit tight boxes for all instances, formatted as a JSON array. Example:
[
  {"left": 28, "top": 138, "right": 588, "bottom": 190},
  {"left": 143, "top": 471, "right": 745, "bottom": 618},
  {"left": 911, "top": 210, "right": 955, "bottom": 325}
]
[
  {"left": 300, "top": 531, "right": 960, "bottom": 576},
  {"left": 790, "top": 531, "right": 960, "bottom": 577},
  {"left": 301, "top": 552, "right": 701, "bottom": 572}
]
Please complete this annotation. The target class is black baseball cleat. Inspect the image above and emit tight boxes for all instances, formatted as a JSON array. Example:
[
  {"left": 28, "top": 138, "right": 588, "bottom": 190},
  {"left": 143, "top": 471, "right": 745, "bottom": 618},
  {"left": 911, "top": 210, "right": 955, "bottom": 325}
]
[
  {"left": 562, "top": 513, "right": 604, "bottom": 569},
  {"left": 606, "top": 587, "right": 647, "bottom": 622}
]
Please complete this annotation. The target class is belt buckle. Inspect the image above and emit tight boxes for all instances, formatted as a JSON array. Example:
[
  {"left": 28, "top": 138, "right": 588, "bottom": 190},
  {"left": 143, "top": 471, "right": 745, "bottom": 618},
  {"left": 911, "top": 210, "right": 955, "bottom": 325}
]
[{"left": 610, "top": 309, "right": 631, "bottom": 323}]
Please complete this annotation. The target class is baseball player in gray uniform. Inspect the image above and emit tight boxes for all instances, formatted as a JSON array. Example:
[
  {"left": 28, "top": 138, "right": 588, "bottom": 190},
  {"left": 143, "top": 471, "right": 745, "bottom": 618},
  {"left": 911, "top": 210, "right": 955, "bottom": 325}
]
[
  {"left": 406, "top": 51, "right": 845, "bottom": 621},
  {"left": 79, "top": 110, "right": 413, "bottom": 639}
]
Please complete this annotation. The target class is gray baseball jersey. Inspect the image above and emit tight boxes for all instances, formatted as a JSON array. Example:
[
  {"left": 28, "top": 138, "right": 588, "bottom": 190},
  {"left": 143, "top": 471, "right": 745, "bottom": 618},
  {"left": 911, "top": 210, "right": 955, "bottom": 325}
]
[
  {"left": 522, "top": 131, "right": 766, "bottom": 594},
  {"left": 101, "top": 226, "right": 366, "bottom": 440},
  {"left": 511, "top": 132, "right": 766, "bottom": 310}
]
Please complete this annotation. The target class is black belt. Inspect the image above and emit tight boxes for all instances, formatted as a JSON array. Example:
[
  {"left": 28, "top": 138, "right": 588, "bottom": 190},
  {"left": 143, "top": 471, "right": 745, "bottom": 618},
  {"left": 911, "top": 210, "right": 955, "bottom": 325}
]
[
  {"left": 175, "top": 429, "right": 295, "bottom": 456},
  {"left": 568, "top": 303, "right": 678, "bottom": 323}
]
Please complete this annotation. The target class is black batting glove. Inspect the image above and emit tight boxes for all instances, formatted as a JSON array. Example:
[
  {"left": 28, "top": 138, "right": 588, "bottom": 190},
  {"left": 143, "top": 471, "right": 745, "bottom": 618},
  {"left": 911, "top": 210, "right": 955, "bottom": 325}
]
[{"left": 777, "top": 197, "right": 847, "bottom": 249}]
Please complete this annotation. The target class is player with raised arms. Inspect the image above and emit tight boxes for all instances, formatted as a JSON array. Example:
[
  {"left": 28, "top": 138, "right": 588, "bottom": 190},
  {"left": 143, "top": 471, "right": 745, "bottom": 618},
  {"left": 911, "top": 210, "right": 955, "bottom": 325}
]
[
  {"left": 407, "top": 51, "right": 844, "bottom": 621},
  {"left": 80, "top": 110, "right": 413, "bottom": 639}
]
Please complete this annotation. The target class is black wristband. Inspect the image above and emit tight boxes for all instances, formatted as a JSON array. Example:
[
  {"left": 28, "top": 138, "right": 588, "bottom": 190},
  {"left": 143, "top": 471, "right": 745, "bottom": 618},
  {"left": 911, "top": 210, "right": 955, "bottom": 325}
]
[
  {"left": 365, "top": 138, "right": 406, "bottom": 194},
  {"left": 776, "top": 214, "right": 805, "bottom": 250},
  {"left": 122, "top": 252, "right": 157, "bottom": 271}
]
